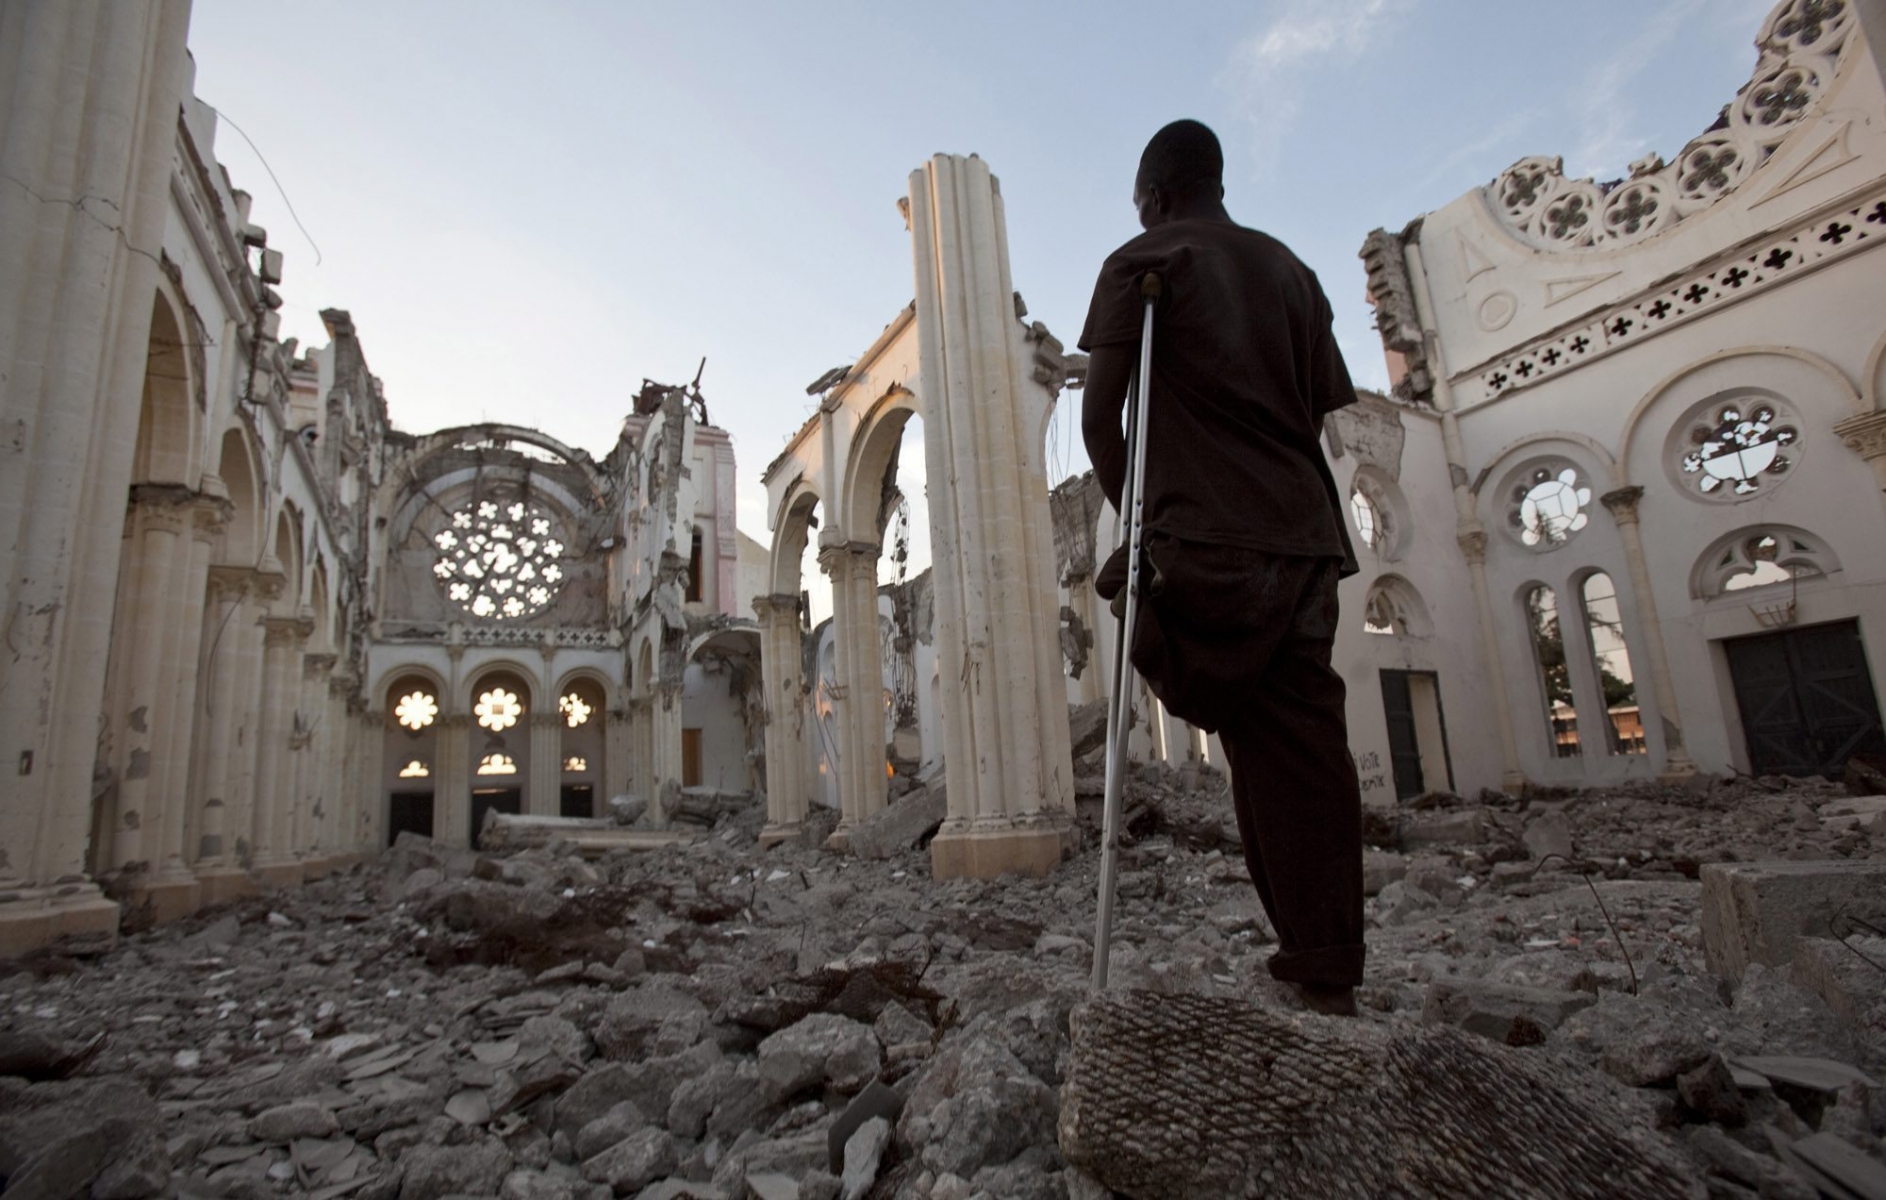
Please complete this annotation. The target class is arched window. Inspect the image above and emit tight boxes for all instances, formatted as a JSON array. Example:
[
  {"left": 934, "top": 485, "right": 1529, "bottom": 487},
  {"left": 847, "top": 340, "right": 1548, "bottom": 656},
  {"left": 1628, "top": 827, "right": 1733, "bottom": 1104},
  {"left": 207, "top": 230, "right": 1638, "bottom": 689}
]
[
  {"left": 1579, "top": 573, "right": 1645, "bottom": 755},
  {"left": 1695, "top": 527, "right": 1839, "bottom": 598},
  {"left": 1676, "top": 398, "right": 1799, "bottom": 499},
  {"left": 1362, "top": 575, "right": 1431, "bottom": 637},
  {"left": 1350, "top": 487, "right": 1379, "bottom": 551},
  {"left": 1507, "top": 465, "right": 1591, "bottom": 550},
  {"left": 1525, "top": 585, "right": 1580, "bottom": 757}
]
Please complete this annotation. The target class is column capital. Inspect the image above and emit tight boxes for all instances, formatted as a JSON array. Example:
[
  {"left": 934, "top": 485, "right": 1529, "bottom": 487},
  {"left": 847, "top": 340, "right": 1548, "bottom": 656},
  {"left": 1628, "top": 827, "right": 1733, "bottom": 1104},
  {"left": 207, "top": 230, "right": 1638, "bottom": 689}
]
[
  {"left": 262, "top": 616, "right": 303, "bottom": 647},
  {"left": 529, "top": 712, "right": 561, "bottom": 730},
  {"left": 442, "top": 713, "right": 474, "bottom": 731},
  {"left": 302, "top": 651, "right": 338, "bottom": 679},
  {"left": 1600, "top": 485, "right": 1646, "bottom": 524},
  {"left": 753, "top": 593, "right": 801, "bottom": 623},
  {"left": 1833, "top": 410, "right": 1886, "bottom": 460},
  {"left": 1455, "top": 526, "right": 1489, "bottom": 564},
  {"left": 207, "top": 564, "right": 253, "bottom": 603}
]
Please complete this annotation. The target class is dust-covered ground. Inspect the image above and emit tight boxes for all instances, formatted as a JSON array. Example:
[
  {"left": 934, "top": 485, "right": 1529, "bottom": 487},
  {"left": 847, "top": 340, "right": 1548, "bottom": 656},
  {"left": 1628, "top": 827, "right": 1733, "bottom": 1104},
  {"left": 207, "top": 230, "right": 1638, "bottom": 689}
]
[{"left": 3, "top": 765, "right": 1882, "bottom": 1200}]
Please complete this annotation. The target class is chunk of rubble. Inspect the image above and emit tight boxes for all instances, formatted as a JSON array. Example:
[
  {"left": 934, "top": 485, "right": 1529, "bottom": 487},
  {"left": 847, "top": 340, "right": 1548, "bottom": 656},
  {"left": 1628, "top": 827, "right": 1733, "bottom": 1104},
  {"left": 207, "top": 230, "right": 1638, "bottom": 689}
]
[
  {"left": 1700, "top": 859, "right": 1886, "bottom": 982},
  {"left": 1420, "top": 978, "right": 1595, "bottom": 1046}
]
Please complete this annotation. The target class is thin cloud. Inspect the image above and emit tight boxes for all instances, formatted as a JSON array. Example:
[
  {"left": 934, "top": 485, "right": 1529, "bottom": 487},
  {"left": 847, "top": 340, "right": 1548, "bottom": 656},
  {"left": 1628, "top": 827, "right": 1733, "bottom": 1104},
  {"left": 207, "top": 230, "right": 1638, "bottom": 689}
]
[
  {"left": 1224, "top": 0, "right": 1413, "bottom": 171},
  {"left": 1567, "top": 0, "right": 1706, "bottom": 180}
]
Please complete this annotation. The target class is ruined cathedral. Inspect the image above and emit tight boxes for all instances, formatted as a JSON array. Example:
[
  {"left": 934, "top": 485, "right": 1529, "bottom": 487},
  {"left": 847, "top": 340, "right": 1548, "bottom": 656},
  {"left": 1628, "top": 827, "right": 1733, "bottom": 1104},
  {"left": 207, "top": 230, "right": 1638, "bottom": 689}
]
[{"left": 4, "top": 0, "right": 1886, "bottom": 955}]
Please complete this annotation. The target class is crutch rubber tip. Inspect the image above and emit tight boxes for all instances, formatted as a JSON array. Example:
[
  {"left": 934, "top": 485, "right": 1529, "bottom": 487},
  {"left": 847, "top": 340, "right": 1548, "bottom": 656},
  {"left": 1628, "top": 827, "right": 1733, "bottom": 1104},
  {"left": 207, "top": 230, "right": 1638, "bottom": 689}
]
[{"left": 1140, "top": 272, "right": 1162, "bottom": 299}]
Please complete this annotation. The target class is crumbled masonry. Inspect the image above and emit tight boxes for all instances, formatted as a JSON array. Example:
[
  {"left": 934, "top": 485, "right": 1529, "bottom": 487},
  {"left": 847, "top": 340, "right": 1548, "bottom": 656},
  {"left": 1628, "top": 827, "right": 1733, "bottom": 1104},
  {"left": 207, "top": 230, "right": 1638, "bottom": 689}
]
[{"left": 2, "top": 765, "right": 1881, "bottom": 1199}]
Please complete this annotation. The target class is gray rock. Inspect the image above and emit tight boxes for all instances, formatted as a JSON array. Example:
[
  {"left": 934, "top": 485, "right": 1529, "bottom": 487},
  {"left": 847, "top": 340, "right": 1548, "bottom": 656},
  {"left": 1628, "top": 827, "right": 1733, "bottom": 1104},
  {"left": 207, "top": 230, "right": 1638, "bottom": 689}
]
[
  {"left": 872, "top": 1002, "right": 932, "bottom": 1050},
  {"left": 521, "top": 1014, "right": 595, "bottom": 1064},
  {"left": 1362, "top": 850, "right": 1407, "bottom": 897},
  {"left": 1400, "top": 809, "right": 1485, "bottom": 847},
  {"left": 593, "top": 985, "right": 709, "bottom": 1060},
  {"left": 1785, "top": 1131, "right": 1886, "bottom": 1200},
  {"left": 667, "top": 1061, "right": 737, "bottom": 1140},
  {"left": 1700, "top": 859, "right": 1886, "bottom": 982},
  {"left": 826, "top": 1080, "right": 905, "bottom": 1175},
  {"left": 756, "top": 1014, "right": 881, "bottom": 1100},
  {"left": 633, "top": 1182, "right": 725, "bottom": 1200},
  {"left": 250, "top": 1100, "right": 340, "bottom": 1142},
  {"left": 399, "top": 1140, "right": 515, "bottom": 1200},
  {"left": 704, "top": 1062, "right": 783, "bottom": 1141},
  {"left": 1675, "top": 1054, "right": 1747, "bottom": 1126},
  {"left": 897, "top": 1039, "right": 1058, "bottom": 1178},
  {"left": 743, "top": 1175, "right": 798, "bottom": 1200},
  {"left": 610, "top": 793, "right": 648, "bottom": 826},
  {"left": 1682, "top": 1127, "right": 1814, "bottom": 1200},
  {"left": 558, "top": 1044, "right": 721, "bottom": 1135},
  {"left": 583, "top": 1128, "right": 679, "bottom": 1194},
  {"left": 839, "top": 1117, "right": 890, "bottom": 1200},
  {"left": 1421, "top": 979, "right": 1595, "bottom": 1046},
  {"left": 88, "top": 1133, "right": 171, "bottom": 1200},
  {"left": 0, "top": 1119, "right": 131, "bottom": 1200},
  {"left": 1522, "top": 810, "right": 1574, "bottom": 862},
  {"left": 500, "top": 1167, "right": 584, "bottom": 1200},
  {"left": 576, "top": 1101, "right": 650, "bottom": 1161},
  {"left": 848, "top": 785, "right": 947, "bottom": 859}
]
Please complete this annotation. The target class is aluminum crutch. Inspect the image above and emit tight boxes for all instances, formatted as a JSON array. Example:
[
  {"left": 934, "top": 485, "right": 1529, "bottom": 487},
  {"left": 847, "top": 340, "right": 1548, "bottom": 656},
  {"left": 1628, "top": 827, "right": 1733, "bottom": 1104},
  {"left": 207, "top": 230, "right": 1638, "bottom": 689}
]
[{"left": 1092, "top": 270, "right": 1160, "bottom": 993}]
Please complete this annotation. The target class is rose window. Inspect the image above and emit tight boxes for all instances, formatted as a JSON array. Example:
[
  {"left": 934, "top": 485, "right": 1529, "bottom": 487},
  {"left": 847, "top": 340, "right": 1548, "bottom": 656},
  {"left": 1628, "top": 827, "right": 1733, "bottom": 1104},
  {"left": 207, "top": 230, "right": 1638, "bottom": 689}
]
[
  {"left": 475, "top": 687, "right": 522, "bottom": 732},
  {"left": 1680, "top": 403, "right": 1798, "bottom": 498},
  {"left": 1509, "top": 466, "right": 1591, "bottom": 548},
  {"left": 395, "top": 690, "right": 438, "bottom": 732},
  {"left": 559, "top": 692, "right": 593, "bottom": 728},
  {"left": 432, "top": 499, "right": 566, "bottom": 621}
]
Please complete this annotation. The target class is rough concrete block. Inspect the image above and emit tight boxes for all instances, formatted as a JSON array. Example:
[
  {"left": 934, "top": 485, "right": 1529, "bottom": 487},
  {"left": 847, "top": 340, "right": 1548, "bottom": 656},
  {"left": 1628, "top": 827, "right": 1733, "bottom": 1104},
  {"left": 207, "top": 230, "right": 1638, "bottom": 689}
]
[
  {"left": 1362, "top": 851, "right": 1406, "bottom": 897},
  {"left": 848, "top": 786, "right": 947, "bottom": 860},
  {"left": 1400, "top": 809, "right": 1485, "bottom": 848},
  {"left": 1700, "top": 860, "right": 1886, "bottom": 982},
  {"left": 1420, "top": 979, "right": 1595, "bottom": 1045}
]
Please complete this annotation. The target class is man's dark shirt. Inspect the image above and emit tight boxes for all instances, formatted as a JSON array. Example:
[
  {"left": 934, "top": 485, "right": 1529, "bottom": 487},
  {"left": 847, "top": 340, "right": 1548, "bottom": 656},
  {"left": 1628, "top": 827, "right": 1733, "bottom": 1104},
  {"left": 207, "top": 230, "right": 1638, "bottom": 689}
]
[{"left": 1079, "top": 219, "right": 1359, "bottom": 574}]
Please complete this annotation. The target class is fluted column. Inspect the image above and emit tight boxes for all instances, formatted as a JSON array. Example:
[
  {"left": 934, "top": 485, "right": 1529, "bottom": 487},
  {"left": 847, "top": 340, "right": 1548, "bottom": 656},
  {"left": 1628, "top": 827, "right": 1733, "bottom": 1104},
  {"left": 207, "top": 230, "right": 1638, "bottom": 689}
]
[
  {"left": 322, "top": 673, "right": 355, "bottom": 862},
  {"left": 529, "top": 712, "right": 561, "bottom": 816},
  {"left": 0, "top": 1, "right": 194, "bottom": 955},
  {"left": 108, "top": 488, "right": 193, "bottom": 872},
  {"left": 1601, "top": 487, "right": 1696, "bottom": 780},
  {"left": 756, "top": 594, "right": 810, "bottom": 844},
  {"left": 908, "top": 154, "right": 1074, "bottom": 879},
  {"left": 193, "top": 567, "right": 253, "bottom": 899},
  {"left": 435, "top": 714, "right": 471, "bottom": 844},
  {"left": 251, "top": 618, "right": 305, "bottom": 886}
]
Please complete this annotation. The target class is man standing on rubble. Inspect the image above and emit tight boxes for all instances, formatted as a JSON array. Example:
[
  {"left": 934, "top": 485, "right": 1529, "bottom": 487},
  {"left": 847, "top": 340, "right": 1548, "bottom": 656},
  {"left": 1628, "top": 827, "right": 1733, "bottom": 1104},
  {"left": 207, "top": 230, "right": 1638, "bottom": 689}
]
[{"left": 1080, "top": 119, "right": 1365, "bottom": 1016}]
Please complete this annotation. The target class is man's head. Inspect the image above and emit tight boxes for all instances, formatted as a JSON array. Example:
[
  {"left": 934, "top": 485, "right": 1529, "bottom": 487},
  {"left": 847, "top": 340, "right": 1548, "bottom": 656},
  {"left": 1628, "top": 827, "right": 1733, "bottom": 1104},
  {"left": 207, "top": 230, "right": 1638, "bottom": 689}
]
[{"left": 1134, "top": 119, "right": 1225, "bottom": 229}]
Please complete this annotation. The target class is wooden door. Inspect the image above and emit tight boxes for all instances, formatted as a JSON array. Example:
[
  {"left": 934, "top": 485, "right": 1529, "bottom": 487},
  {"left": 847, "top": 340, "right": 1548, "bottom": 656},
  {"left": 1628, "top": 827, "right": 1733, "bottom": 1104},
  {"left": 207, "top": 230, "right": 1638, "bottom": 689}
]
[{"left": 1726, "top": 620, "right": 1886, "bottom": 777}]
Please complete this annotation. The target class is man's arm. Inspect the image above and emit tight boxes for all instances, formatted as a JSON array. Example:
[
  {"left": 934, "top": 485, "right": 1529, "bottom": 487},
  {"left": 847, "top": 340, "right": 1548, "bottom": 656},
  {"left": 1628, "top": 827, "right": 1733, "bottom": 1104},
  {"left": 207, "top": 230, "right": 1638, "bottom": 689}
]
[{"left": 1082, "top": 341, "right": 1136, "bottom": 512}]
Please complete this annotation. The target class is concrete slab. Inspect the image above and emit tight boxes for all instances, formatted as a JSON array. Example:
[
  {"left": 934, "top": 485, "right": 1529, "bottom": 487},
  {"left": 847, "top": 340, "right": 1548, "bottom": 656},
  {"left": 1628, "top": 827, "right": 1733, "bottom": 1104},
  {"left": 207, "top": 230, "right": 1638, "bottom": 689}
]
[{"left": 1699, "top": 860, "right": 1886, "bottom": 982}]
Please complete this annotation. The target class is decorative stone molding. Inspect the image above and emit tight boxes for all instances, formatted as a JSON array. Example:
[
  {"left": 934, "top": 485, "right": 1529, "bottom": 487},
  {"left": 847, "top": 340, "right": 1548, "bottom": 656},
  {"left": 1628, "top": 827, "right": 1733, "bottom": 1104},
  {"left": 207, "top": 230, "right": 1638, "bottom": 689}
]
[
  {"left": 1833, "top": 410, "right": 1886, "bottom": 459},
  {"left": 1470, "top": 186, "right": 1886, "bottom": 402},
  {"left": 206, "top": 564, "right": 253, "bottom": 604},
  {"left": 262, "top": 617, "right": 303, "bottom": 648},
  {"left": 302, "top": 652, "right": 338, "bottom": 680},
  {"left": 1485, "top": 0, "right": 1856, "bottom": 251},
  {"left": 1601, "top": 485, "right": 1647, "bottom": 525}
]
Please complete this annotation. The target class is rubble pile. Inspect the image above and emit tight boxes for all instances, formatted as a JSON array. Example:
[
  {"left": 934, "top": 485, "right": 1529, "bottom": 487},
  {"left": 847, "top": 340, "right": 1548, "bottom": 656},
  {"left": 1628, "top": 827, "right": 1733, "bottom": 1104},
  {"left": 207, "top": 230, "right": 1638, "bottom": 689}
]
[{"left": 2, "top": 770, "right": 1882, "bottom": 1200}]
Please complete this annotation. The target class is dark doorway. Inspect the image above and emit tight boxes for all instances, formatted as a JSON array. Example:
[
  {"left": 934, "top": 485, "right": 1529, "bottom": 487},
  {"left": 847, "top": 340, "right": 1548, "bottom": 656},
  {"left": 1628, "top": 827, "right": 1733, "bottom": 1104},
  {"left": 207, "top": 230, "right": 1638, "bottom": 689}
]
[
  {"left": 388, "top": 790, "right": 434, "bottom": 846},
  {"left": 682, "top": 728, "right": 703, "bottom": 788},
  {"left": 1380, "top": 669, "right": 1454, "bottom": 800},
  {"left": 1725, "top": 619, "right": 1886, "bottom": 777},
  {"left": 560, "top": 783, "right": 594, "bottom": 819},
  {"left": 471, "top": 788, "right": 522, "bottom": 844}
]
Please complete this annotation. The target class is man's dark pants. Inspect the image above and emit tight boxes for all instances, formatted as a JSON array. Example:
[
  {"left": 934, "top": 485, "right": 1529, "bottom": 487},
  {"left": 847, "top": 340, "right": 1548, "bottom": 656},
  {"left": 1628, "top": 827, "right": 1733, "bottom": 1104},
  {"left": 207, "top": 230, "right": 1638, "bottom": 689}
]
[{"left": 1125, "top": 533, "right": 1365, "bottom": 988}]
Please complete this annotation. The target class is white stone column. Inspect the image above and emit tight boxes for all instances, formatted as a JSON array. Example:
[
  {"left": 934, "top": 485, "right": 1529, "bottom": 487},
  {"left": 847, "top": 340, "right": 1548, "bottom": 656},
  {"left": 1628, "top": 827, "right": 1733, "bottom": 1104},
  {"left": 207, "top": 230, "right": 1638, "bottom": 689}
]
[
  {"left": 529, "top": 712, "right": 561, "bottom": 816},
  {"left": 651, "top": 683, "right": 684, "bottom": 825},
  {"left": 0, "top": 0, "right": 192, "bottom": 955},
  {"left": 1458, "top": 530, "right": 1527, "bottom": 789},
  {"left": 293, "top": 651, "right": 335, "bottom": 872},
  {"left": 353, "top": 709, "right": 381, "bottom": 852},
  {"left": 251, "top": 619, "right": 305, "bottom": 887},
  {"left": 630, "top": 698, "right": 655, "bottom": 822},
  {"left": 1600, "top": 487, "right": 1696, "bottom": 780},
  {"left": 604, "top": 705, "right": 632, "bottom": 810},
  {"left": 192, "top": 567, "right": 255, "bottom": 901},
  {"left": 907, "top": 154, "right": 1074, "bottom": 880},
  {"left": 109, "top": 488, "right": 192, "bottom": 873},
  {"left": 756, "top": 594, "right": 810, "bottom": 844},
  {"left": 824, "top": 543, "right": 886, "bottom": 834},
  {"left": 435, "top": 715, "right": 471, "bottom": 845}
]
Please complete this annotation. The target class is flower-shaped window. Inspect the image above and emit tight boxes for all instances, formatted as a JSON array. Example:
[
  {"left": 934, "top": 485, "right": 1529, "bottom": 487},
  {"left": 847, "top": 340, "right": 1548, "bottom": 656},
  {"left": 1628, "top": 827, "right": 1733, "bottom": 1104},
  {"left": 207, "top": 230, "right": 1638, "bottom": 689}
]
[
  {"left": 477, "top": 753, "right": 517, "bottom": 776},
  {"left": 398, "top": 759, "right": 430, "bottom": 778},
  {"left": 559, "top": 692, "right": 592, "bottom": 728},
  {"left": 1509, "top": 465, "right": 1591, "bottom": 549},
  {"left": 475, "top": 687, "right": 522, "bottom": 732},
  {"left": 395, "top": 691, "right": 438, "bottom": 732},
  {"left": 1679, "top": 402, "right": 1798, "bottom": 499},
  {"left": 432, "top": 498, "right": 566, "bottom": 621},
  {"left": 563, "top": 755, "right": 588, "bottom": 773}
]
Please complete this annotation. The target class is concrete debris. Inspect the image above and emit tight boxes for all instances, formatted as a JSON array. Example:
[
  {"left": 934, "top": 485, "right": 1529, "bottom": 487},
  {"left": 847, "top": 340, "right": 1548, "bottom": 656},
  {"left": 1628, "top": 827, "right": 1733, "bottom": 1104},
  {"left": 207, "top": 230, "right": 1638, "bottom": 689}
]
[
  {"left": 0, "top": 771, "right": 1879, "bottom": 1198},
  {"left": 846, "top": 784, "right": 947, "bottom": 860},
  {"left": 1701, "top": 858, "right": 1886, "bottom": 982}
]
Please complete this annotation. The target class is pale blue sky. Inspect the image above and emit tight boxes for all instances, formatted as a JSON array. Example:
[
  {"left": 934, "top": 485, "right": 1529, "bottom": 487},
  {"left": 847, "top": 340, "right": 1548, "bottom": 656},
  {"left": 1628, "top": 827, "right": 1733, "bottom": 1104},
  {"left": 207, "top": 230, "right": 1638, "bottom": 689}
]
[{"left": 188, "top": 0, "right": 1776, "bottom": 559}]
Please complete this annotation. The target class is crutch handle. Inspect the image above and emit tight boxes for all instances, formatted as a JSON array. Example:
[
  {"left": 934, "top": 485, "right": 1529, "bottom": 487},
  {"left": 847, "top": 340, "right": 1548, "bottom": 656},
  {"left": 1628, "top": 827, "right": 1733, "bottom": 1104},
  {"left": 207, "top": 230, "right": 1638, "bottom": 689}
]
[{"left": 1141, "top": 271, "right": 1162, "bottom": 300}]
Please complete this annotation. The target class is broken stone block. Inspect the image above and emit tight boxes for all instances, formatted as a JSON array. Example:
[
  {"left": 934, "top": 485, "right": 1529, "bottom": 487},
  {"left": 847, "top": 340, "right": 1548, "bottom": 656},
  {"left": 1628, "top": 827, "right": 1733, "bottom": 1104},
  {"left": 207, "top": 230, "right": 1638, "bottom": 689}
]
[
  {"left": 1699, "top": 859, "right": 1886, "bottom": 982},
  {"left": 575, "top": 1101, "right": 649, "bottom": 1161},
  {"left": 826, "top": 1080, "right": 904, "bottom": 1175},
  {"left": 249, "top": 1100, "right": 340, "bottom": 1142},
  {"left": 755, "top": 1014, "right": 881, "bottom": 1100},
  {"left": 1067, "top": 701, "right": 1108, "bottom": 763},
  {"left": 1420, "top": 979, "right": 1595, "bottom": 1046},
  {"left": 847, "top": 784, "right": 946, "bottom": 860},
  {"left": 1731, "top": 1055, "right": 1879, "bottom": 1094},
  {"left": 1675, "top": 1054, "right": 1747, "bottom": 1126},
  {"left": 1789, "top": 933, "right": 1886, "bottom": 1028},
  {"left": 1787, "top": 1130, "right": 1886, "bottom": 1199},
  {"left": 399, "top": 1140, "right": 515, "bottom": 1200},
  {"left": 1683, "top": 1126, "right": 1815, "bottom": 1200},
  {"left": 1399, "top": 809, "right": 1485, "bottom": 848},
  {"left": 1521, "top": 810, "right": 1573, "bottom": 862},
  {"left": 897, "top": 1039, "right": 1058, "bottom": 1179},
  {"left": 582, "top": 1127, "right": 679, "bottom": 1195},
  {"left": 838, "top": 1117, "right": 890, "bottom": 1200},
  {"left": 1361, "top": 850, "right": 1406, "bottom": 897}
]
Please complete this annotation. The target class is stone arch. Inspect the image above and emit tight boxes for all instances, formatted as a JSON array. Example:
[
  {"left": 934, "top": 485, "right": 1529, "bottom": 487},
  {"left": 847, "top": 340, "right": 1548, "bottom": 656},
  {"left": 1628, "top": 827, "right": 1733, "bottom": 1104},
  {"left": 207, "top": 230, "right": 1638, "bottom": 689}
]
[
  {"left": 382, "top": 668, "right": 447, "bottom": 843},
  {"left": 213, "top": 428, "right": 263, "bottom": 566},
  {"left": 841, "top": 388, "right": 920, "bottom": 542},
  {"left": 1616, "top": 346, "right": 1862, "bottom": 484},
  {"left": 461, "top": 659, "right": 539, "bottom": 715},
  {"left": 1865, "top": 327, "right": 1886, "bottom": 413},
  {"left": 1348, "top": 465, "right": 1413, "bottom": 561},
  {"left": 1690, "top": 524, "right": 1842, "bottom": 599},
  {"left": 271, "top": 509, "right": 301, "bottom": 608},
  {"left": 1477, "top": 438, "right": 1609, "bottom": 554},
  {"left": 1360, "top": 573, "right": 1433, "bottom": 637},
  {"left": 130, "top": 289, "right": 199, "bottom": 487},
  {"left": 309, "top": 558, "right": 332, "bottom": 650},
  {"left": 769, "top": 481, "right": 823, "bottom": 598},
  {"left": 373, "top": 662, "right": 450, "bottom": 712}
]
